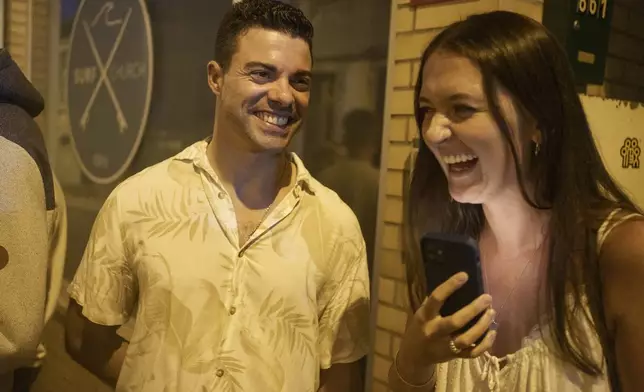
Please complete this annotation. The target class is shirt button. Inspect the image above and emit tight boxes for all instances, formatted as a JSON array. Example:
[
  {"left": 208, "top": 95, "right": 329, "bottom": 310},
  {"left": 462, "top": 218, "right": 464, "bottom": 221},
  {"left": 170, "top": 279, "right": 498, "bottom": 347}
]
[
  {"left": 218, "top": 192, "right": 225, "bottom": 199},
  {"left": 229, "top": 306, "right": 237, "bottom": 315},
  {"left": 293, "top": 186, "right": 301, "bottom": 197},
  {"left": 216, "top": 369, "right": 224, "bottom": 377}
]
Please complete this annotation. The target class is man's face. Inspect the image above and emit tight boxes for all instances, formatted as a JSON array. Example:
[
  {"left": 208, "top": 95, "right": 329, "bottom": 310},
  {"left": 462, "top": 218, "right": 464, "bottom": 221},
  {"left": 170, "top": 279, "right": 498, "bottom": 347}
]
[{"left": 208, "top": 28, "right": 312, "bottom": 153}]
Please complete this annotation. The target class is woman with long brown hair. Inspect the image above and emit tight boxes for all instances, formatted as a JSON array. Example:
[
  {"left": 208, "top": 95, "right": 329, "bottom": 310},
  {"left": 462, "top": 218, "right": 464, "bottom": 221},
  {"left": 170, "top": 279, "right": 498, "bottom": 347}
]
[{"left": 388, "top": 11, "right": 644, "bottom": 392}]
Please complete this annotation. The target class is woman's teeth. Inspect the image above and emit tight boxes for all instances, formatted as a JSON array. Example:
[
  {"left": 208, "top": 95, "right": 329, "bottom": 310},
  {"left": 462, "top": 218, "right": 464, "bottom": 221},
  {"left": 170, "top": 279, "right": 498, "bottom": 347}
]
[
  {"left": 256, "top": 112, "right": 289, "bottom": 127},
  {"left": 442, "top": 154, "right": 478, "bottom": 165}
]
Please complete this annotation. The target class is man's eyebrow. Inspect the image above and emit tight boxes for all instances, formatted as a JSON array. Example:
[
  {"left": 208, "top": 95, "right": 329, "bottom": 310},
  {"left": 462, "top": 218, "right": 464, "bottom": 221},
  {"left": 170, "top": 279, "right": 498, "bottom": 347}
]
[
  {"left": 244, "top": 61, "right": 276, "bottom": 71},
  {"left": 244, "top": 61, "right": 312, "bottom": 78}
]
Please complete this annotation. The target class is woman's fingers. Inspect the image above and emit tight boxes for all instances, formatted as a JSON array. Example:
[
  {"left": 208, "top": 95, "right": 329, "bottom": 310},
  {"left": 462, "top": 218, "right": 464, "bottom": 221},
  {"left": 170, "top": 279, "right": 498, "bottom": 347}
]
[
  {"left": 435, "top": 293, "right": 492, "bottom": 335},
  {"left": 419, "top": 272, "right": 470, "bottom": 320},
  {"left": 452, "top": 307, "right": 496, "bottom": 348},
  {"left": 468, "top": 329, "right": 498, "bottom": 358}
]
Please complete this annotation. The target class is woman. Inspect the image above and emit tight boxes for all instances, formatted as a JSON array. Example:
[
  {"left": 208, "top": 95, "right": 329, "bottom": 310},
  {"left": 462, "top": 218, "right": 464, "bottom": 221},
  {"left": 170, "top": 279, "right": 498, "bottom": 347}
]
[{"left": 388, "top": 11, "right": 644, "bottom": 392}]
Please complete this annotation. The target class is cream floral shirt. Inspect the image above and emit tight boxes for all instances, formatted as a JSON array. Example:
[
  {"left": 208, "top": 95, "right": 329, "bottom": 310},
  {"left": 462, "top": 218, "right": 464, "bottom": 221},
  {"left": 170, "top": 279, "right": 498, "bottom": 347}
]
[{"left": 68, "top": 140, "right": 370, "bottom": 392}]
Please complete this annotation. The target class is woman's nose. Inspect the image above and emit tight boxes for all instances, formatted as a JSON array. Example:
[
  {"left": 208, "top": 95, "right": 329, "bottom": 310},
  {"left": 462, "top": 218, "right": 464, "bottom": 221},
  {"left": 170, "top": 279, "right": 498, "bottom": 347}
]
[{"left": 423, "top": 113, "right": 452, "bottom": 146}]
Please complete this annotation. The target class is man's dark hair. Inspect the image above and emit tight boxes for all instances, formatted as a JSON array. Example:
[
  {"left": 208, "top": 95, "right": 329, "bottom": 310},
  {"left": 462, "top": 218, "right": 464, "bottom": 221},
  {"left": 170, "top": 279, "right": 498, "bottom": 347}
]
[{"left": 214, "top": 0, "right": 314, "bottom": 71}]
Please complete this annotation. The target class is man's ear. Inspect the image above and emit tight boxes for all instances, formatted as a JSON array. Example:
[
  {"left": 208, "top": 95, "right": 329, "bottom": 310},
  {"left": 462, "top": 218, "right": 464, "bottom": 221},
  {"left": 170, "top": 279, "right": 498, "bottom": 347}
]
[{"left": 207, "top": 61, "right": 224, "bottom": 96}]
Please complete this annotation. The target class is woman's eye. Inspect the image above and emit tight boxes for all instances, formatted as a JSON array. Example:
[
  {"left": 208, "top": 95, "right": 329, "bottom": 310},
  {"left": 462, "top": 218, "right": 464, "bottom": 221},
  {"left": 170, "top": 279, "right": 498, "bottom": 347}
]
[
  {"left": 419, "top": 107, "right": 435, "bottom": 125},
  {"left": 453, "top": 105, "right": 476, "bottom": 119}
]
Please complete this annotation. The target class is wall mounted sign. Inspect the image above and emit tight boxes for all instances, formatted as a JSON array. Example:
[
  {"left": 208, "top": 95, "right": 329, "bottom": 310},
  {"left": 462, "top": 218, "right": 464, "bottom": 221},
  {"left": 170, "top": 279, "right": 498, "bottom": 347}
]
[
  {"left": 66, "top": 0, "right": 153, "bottom": 184},
  {"left": 621, "top": 138, "right": 641, "bottom": 169},
  {"left": 542, "top": 0, "right": 614, "bottom": 85}
]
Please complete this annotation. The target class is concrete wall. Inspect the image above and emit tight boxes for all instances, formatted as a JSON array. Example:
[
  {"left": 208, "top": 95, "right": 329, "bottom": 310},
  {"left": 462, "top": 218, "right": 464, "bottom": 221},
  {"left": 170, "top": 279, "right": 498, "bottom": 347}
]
[{"left": 369, "top": 1, "right": 644, "bottom": 390}]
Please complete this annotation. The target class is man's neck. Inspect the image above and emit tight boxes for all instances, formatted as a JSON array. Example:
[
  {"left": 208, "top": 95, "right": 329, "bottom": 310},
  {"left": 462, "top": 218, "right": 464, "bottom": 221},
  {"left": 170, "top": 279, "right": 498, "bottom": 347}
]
[{"left": 206, "top": 128, "right": 288, "bottom": 209}]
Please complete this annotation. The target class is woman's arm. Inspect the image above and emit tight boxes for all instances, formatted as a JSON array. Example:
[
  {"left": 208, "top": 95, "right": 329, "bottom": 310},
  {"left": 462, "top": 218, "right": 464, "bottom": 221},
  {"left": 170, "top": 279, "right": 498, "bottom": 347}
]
[{"left": 600, "top": 218, "right": 644, "bottom": 391}]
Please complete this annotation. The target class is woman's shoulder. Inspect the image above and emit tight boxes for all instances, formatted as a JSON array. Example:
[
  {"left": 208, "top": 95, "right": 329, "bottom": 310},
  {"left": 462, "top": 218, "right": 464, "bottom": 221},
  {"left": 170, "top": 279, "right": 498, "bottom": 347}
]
[{"left": 597, "top": 208, "right": 644, "bottom": 323}]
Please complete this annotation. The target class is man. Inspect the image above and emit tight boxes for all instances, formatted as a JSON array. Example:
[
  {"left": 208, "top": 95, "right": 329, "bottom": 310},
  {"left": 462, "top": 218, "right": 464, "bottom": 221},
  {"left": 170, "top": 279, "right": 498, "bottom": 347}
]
[
  {"left": 0, "top": 49, "right": 67, "bottom": 391},
  {"left": 64, "top": 1, "right": 370, "bottom": 391},
  {"left": 317, "top": 109, "right": 381, "bottom": 274}
]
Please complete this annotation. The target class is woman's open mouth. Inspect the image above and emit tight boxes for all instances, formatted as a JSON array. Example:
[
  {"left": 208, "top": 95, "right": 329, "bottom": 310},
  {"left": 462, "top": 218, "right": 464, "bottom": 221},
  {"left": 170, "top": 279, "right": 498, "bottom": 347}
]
[{"left": 442, "top": 154, "right": 479, "bottom": 174}]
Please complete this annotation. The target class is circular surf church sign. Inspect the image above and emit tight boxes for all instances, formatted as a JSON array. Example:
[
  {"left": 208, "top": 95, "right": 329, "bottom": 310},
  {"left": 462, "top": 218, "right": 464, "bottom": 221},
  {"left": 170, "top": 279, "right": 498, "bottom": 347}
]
[{"left": 67, "top": 0, "right": 153, "bottom": 184}]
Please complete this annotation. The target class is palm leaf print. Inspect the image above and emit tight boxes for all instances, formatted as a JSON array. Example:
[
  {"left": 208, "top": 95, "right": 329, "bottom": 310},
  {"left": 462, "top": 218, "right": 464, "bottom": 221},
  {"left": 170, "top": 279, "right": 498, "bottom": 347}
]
[
  {"left": 259, "top": 291, "right": 315, "bottom": 359},
  {"left": 238, "top": 328, "right": 286, "bottom": 391},
  {"left": 127, "top": 189, "right": 209, "bottom": 241}
]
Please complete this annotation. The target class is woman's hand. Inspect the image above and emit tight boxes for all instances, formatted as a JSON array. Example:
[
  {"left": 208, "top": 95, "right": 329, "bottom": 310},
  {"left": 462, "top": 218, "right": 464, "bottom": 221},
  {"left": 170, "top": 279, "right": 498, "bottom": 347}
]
[{"left": 396, "top": 272, "right": 497, "bottom": 383}]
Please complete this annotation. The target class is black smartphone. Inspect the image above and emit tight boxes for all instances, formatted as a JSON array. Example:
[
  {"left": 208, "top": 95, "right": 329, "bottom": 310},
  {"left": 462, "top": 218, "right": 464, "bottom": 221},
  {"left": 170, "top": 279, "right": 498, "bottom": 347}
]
[{"left": 420, "top": 232, "right": 487, "bottom": 342}]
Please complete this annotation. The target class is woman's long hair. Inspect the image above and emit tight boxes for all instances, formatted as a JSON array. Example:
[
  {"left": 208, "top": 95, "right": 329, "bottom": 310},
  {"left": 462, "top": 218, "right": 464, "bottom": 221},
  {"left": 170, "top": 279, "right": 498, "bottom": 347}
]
[{"left": 405, "top": 11, "right": 640, "bottom": 389}]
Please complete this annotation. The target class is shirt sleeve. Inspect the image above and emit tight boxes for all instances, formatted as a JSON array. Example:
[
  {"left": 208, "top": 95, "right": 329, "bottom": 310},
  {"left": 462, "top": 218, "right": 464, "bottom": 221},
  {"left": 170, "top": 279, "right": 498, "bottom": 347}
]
[
  {"left": 317, "top": 216, "right": 371, "bottom": 369},
  {"left": 68, "top": 188, "right": 137, "bottom": 326},
  {"left": 0, "top": 140, "right": 48, "bottom": 372}
]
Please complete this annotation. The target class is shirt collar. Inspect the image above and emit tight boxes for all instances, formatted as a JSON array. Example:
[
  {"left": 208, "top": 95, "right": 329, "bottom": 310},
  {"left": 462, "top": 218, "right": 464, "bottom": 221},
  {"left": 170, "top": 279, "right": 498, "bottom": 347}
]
[{"left": 173, "top": 138, "right": 316, "bottom": 194}]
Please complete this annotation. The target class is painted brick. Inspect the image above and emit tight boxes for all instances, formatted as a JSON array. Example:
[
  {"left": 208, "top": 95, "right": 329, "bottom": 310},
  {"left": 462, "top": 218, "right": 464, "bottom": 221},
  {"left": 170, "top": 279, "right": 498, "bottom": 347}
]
[
  {"left": 407, "top": 115, "right": 420, "bottom": 142},
  {"left": 609, "top": 32, "right": 641, "bottom": 62},
  {"left": 377, "top": 304, "right": 408, "bottom": 333},
  {"left": 629, "top": 12, "right": 644, "bottom": 39},
  {"left": 379, "top": 277, "right": 397, "bottom": 304},
  {"left": 389, "top": 117, "right": 408, "bottom": 142},
  {"left": 394, "top": 30, "right": 438, "bottom": 60},
  {"left": 380, "top": 249, "right": 406, "bottom": 280},
  {"left": 385, "top": 170, "right": 404, "bottom": 197},
  {"left": 382, "top": 224, "right": 403, "bottom": 250},
  {"left": 605, "top": 57, "right": 625, "bottom": 81},
  {"left": 383, "top": 196, "right": 404, "bottom": 224},
  {"left": 626, "top": 64, "right": 644, "bottom": 88},
  {"left": 395, "top": 6, "right": 415, "bottom": 32},
  {"left": 387, "top": 143, "right": 413, "bottom": 170},
  {"left": 498, "top": 0, "right": 543, "bottom": 22},
  {"left": 612, "top": 4, "right": 629, "bottom": 30},
  {"left": 373, "top": 355, "right": 394, "bottom": 382},
  {"left": 395, "top": 281, "right": 411, "bottom": 309},
  {"left": 415, "top": 0, "right": 495, "bottom": 30},
  {"left": 375, "top": 328, "right": 392, "bottom": 356},
  {"left": 390, "top": 89, "right": 415, "bottom": 115},
  {"left": 411, "top": 59, "right": 422, "bottom": 85},
  {"left": 393, "top": 62, "right": 412, "bottom": 88}
]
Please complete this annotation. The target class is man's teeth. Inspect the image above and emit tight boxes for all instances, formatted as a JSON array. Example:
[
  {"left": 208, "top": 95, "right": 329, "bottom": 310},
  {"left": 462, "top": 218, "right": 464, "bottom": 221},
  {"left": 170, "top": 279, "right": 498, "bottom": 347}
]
[
  {"left": 442, "top": 154, "right": 478, "bottom": 164},
  {"left": 257, "top": 112, "right": 289, "bottom": 126}
]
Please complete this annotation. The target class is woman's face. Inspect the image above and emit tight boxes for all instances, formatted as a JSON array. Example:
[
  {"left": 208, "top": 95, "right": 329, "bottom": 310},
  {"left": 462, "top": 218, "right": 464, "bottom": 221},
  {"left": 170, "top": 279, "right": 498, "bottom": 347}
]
[{"left": 418, "top": 51, "right": 534, "bottom": 204}]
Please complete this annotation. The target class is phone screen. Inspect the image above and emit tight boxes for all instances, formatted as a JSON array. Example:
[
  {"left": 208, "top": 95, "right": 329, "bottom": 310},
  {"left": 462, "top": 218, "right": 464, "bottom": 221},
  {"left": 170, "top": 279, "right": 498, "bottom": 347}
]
[{"left": 421, "top": 233, "right": 486, "bottom": 339}]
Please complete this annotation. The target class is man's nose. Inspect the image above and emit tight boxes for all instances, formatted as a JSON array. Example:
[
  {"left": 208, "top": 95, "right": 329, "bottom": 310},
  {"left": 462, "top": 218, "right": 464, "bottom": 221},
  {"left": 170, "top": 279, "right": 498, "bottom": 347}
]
[
  {"left": 423, "top": 112, "right": 452, "bottom": 145},
  {"left": 267, "top": 78, "right": 295, "bottom": 108}
]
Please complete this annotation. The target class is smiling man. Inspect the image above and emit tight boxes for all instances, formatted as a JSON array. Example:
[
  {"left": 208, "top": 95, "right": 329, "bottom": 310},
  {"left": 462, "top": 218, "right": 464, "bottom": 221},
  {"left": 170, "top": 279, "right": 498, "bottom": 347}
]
[{"left": 64, "top": 1, "right": 370, "bottom": 391}]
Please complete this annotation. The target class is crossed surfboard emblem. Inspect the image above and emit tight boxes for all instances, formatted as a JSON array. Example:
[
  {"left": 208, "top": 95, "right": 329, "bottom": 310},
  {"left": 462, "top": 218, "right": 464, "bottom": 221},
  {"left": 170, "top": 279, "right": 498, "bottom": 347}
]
[{"left": 79, "top": 3, "right": 132, "bottom": 134}]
